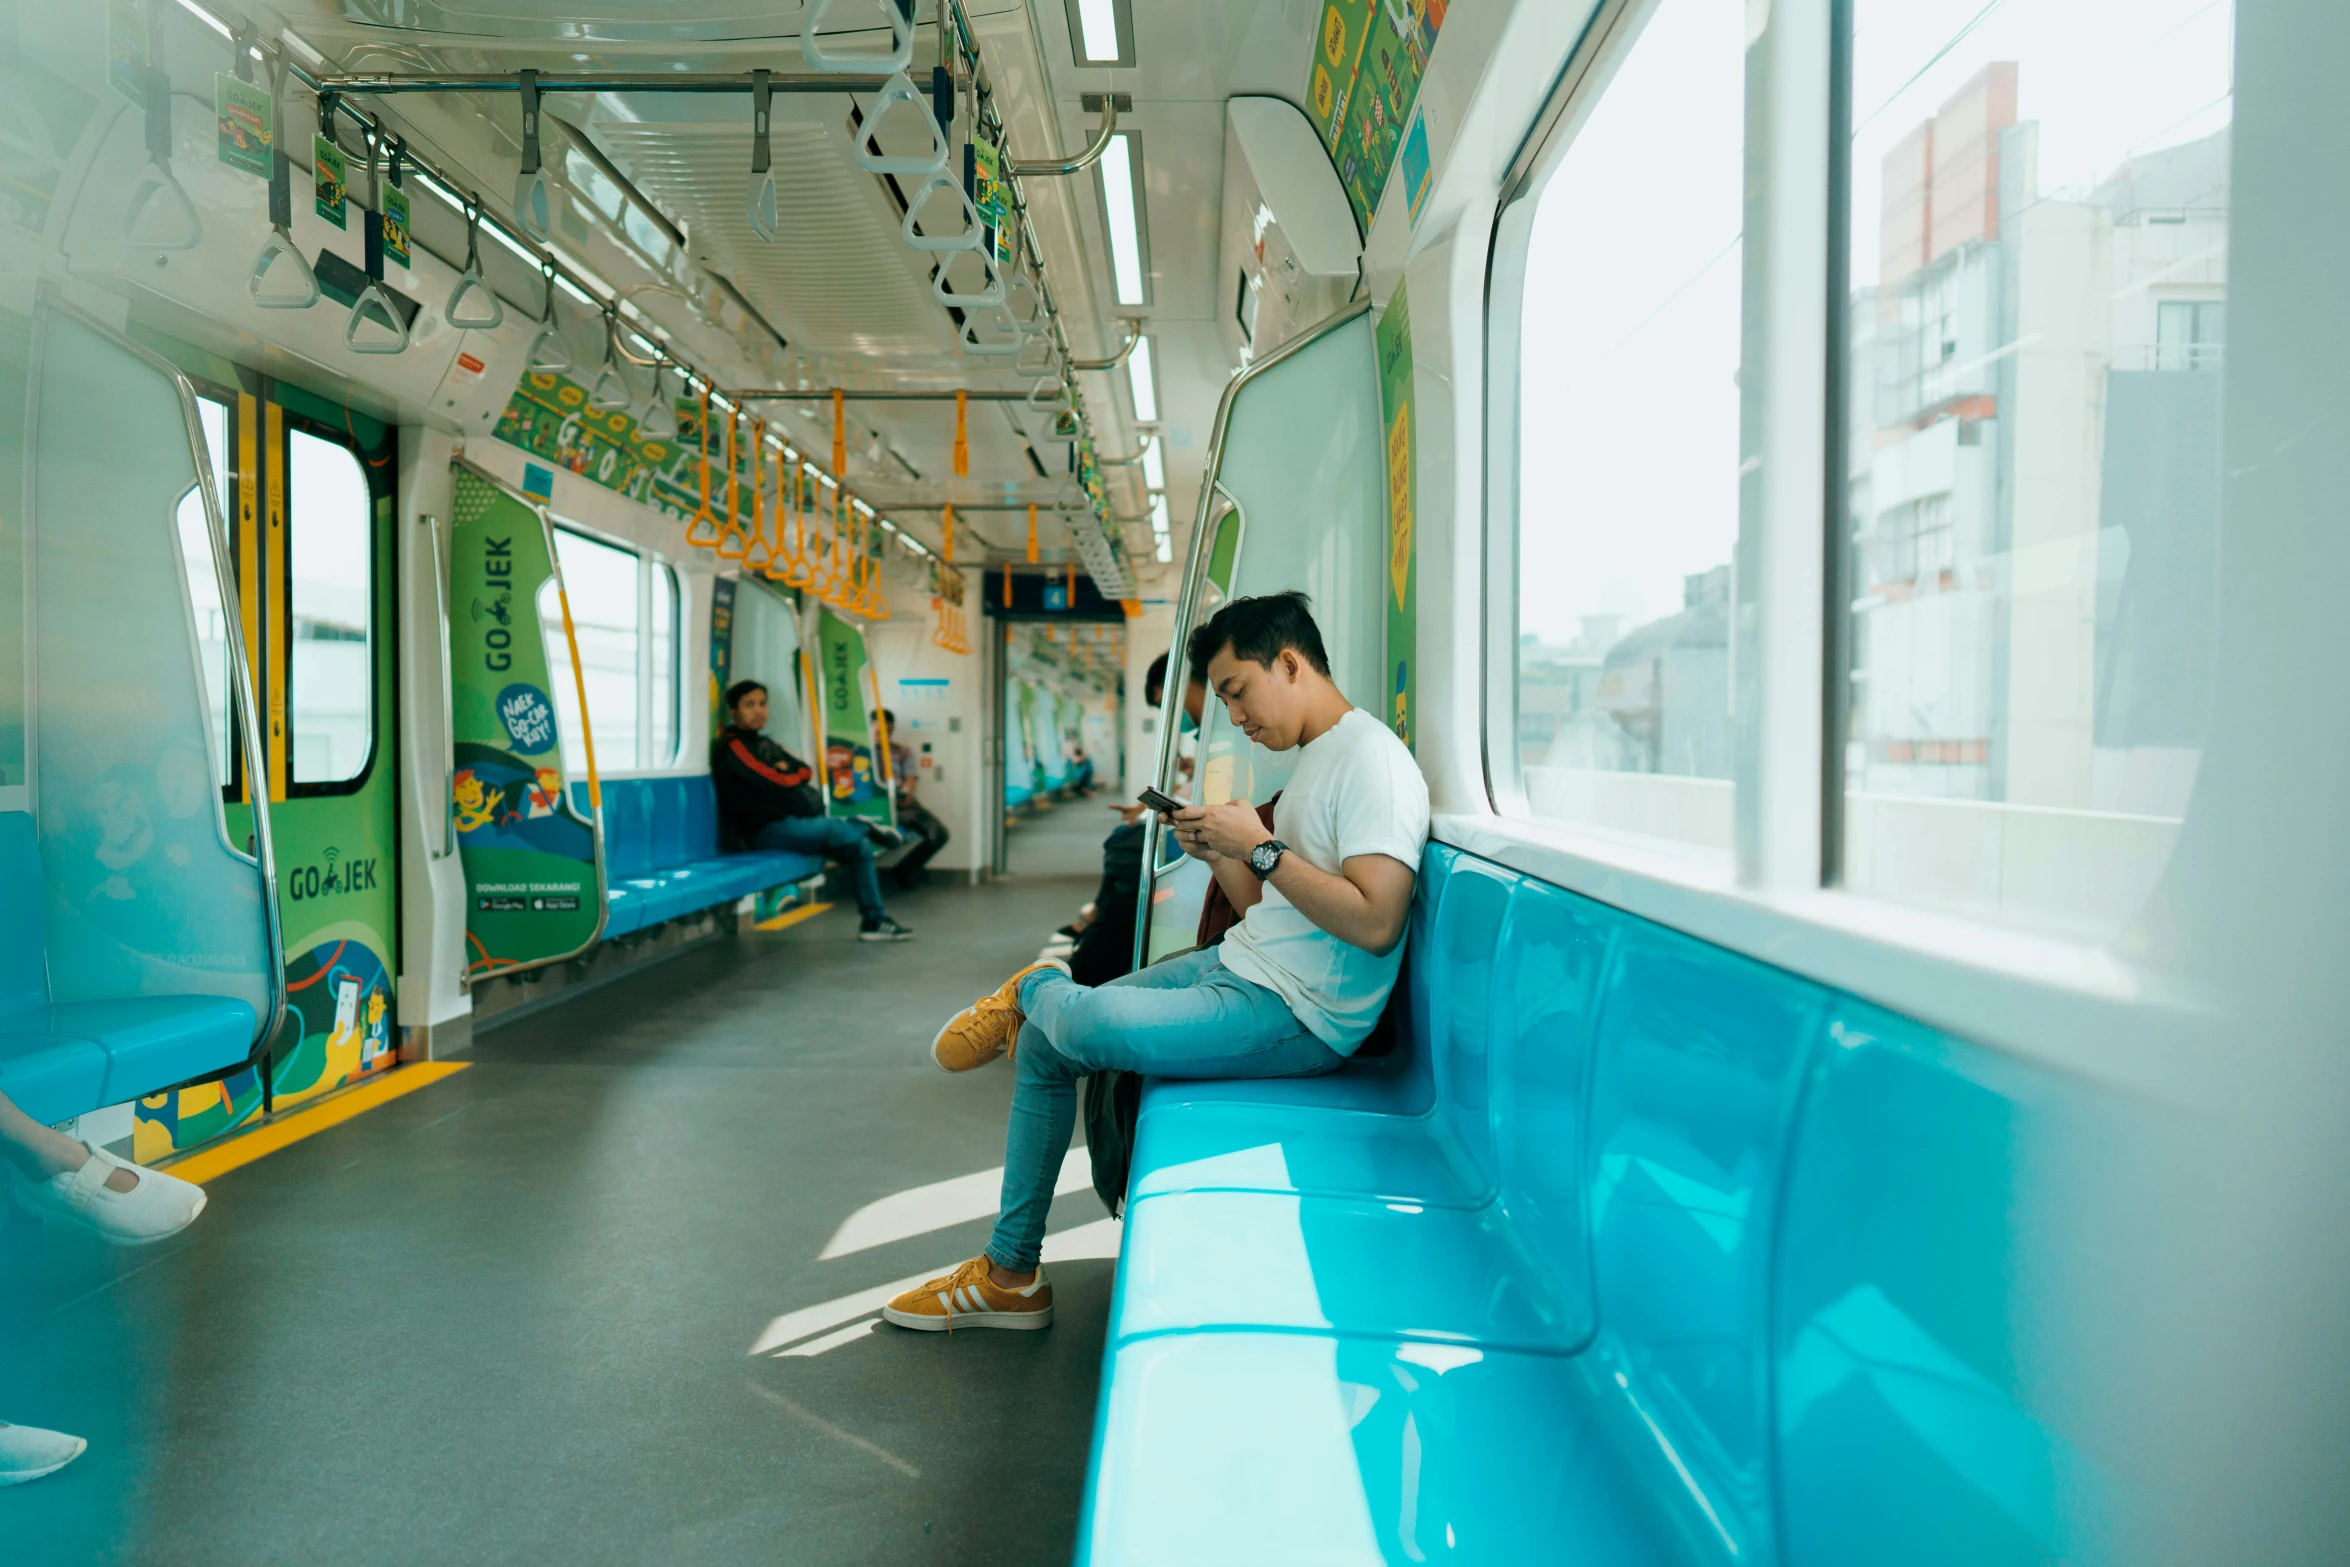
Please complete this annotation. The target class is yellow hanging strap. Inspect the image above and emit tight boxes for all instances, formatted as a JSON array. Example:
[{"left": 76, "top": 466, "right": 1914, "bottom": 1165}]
[
  {"left": 832, "top": 388, "right": 847, "bottom": 478},
  {"left": 1026, "top": 503, "right": 1038, "bottom": 564},
  {"left": 741, "top": 418, "right": 773, "bottom": 571},
  {"left": 786, "top": 460, "right": 813, "bottom": 588},
  {"left": 1066, "top": 559, "right": 1076, "bottom": 601},
  {"left": 952, "top": 389, "right": 969, "bottom": 478},
  {"left": 1001, "top": 556, "right": 1012, "bottom": 605},
  {"left": 687, "top": 386, "right": 720, "bottom": 547},
  {"left": 942, "top": 502, "right": 955, "bottom": 564},
  {"left": 763, "top": 441, "right": 790, "bottom": 580},
  {"left": 717, "top": 403, "right": 749, "bottom": 559}
]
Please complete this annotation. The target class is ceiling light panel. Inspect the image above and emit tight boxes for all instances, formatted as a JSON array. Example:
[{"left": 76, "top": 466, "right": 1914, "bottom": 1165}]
[
  {"left": 1142, "top": 439, "right": 1164, "bottom": 491},
  {"left": 1062, "top": 0, "right": 1137, "bottom": 68},
  {"left": 1097, "top": 132, "right": 1151, "bottom": 308},
  {"left": 1126, "top": 332, "right": 1158, "bottom": 422}
]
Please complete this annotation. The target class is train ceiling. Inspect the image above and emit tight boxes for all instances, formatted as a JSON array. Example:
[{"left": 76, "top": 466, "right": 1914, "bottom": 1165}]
[{"left": 249, "top": 0, "right": 1339, "bottom": 584}]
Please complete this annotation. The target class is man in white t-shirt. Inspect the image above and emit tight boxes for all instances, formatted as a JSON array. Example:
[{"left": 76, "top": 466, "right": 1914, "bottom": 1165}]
[{"left": 883, "top": 592, "right": 1431, "bottom": 1333}]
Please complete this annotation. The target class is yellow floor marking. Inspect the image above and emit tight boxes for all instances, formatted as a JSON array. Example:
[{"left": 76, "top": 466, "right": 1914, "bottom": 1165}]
[
  {"left": 753, "top": 900, "right": 832, "bottom": 932},
  {"left": 158, "top": 1061, "right": 471, "bottom": 1186}
]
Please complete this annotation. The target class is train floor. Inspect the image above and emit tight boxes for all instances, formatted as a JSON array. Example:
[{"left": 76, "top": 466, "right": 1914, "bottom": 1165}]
[{"left": 2, "top": 869, "right": 1117, "bottom": 1567}]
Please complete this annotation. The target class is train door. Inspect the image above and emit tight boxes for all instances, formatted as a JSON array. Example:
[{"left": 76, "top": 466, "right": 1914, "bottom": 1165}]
[
  {"left": 1137, "top": 302, "right": 1389, "bottom": 963},
  {"left": 133, "top": 343, "right": 400, "bottom": 1155}
]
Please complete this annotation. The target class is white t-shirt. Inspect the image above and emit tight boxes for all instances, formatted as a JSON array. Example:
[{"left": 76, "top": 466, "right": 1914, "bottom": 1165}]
[{"left": 1218, "top": 709, "right": 1431, "bottom": 1053}]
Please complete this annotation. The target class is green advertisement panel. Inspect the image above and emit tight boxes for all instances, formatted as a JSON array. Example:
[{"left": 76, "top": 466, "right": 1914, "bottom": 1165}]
[
  {"left": 815, "top": 606, "right": 894, "bottom": 826},
  {"left": 449, "top": 465, "right": 605, "bottom": 977},
  {"left": 1377, "top": 284, "right": 1417, "bottom": 750},
  {"left": 1311, "top": 0, "right": 1447, "bottom": 228}
]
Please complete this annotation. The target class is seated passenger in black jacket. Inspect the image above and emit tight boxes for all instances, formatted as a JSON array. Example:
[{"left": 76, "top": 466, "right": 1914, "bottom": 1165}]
[{"left": 710, "top": 680, "right": 910, "bottom": 942}]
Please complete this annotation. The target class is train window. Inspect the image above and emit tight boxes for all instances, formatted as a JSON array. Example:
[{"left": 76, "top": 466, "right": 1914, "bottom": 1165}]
[
  {"left": 288, "top": 427, "right": 375, "bottom": 788},
  {"left": 541, "top": 526, "right": 682, "bottom": 774},
  {"left": 175, "top": 394, "right": 235, "bottom": 786},
  {"left": 1834, "top": 0, "right": 2235, "bottom": 940},
  {"left": 1506, "top": 0, "right": 1746, "bottom": 861}
]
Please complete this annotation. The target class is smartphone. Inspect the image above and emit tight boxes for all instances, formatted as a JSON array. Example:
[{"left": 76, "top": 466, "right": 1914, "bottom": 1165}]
[{"left": 1136, "top": 786, "right": 1184, "bottom": 816}]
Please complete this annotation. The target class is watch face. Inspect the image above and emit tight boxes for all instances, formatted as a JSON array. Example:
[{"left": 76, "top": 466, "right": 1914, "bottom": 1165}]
[{"left": 1252, "top": 841, "right": 1281, "bottom": 875}]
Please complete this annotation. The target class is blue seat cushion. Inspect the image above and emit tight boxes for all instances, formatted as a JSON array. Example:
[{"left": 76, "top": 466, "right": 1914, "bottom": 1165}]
[
  {"left": 1111, "top": 1189, "right": 1583, "bottom": 1356},
  {"left": 1079, "top": 1331, "right": 1671, "bottom": 1566},
  {"left": 47, "top": 996, "right": 257, "bottom": 1107},
  {"left": 0, "top": 1034, "right": 108, "bottom": 1128},
  {"left": 603, "top": 882, "right": 649, "bottom": 938},
  {"left": 1129, "top": 1100, "right": 1483, "bottom": 1208}
]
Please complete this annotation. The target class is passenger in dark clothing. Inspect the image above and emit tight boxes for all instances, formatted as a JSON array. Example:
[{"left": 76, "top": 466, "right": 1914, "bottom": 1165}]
[
  {"left": 879, "top": 708, "right": 951, "bottom": 890},
  {"left": 711, "top": 679, "right": 911, "bottom": 941}
]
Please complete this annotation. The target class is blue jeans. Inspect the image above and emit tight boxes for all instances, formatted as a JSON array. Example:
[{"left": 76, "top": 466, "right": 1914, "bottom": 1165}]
[
  {"left": 752, "top": 816, "right": 887, "bottom": 921},
  {"left": 986, "top": 947, "right": 1342, "bottom": 1272}
]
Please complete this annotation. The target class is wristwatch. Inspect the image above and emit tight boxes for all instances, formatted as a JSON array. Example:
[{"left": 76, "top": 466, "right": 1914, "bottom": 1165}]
[{"left": 1248, "top": 839, "right": 1288, "bottom": 879}]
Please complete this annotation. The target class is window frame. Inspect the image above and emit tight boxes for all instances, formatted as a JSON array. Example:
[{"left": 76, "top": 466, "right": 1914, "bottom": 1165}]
[
  {"left": 182, "top": 378, "right": 246, "bottom": 803},
  {"left": 280, "top": 408, "right": 385, "bottom": 799}
]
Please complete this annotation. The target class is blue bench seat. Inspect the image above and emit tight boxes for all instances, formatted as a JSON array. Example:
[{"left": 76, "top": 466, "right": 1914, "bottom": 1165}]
[
  {"left": 580, "top": 776, "right": 827, "bottom": 939},
  {"left": 0, "top": 812, "right": 258, "bottom": 1128}
]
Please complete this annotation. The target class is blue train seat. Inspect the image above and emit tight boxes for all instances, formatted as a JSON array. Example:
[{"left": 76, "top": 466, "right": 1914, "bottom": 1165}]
[
  {"left": 0, "top": 811, "right": 255, "bottom": 1128},
  {"left": 578, "top": 776, "right": 826, "bottom": 938},
  {"left": 1084, "top": 836, "right": 2103, "bottom": 1564}
]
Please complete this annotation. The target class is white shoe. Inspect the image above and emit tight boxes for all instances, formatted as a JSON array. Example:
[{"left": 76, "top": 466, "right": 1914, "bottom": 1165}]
[
  {"left": 0, "top": 1422, "right": 88, "bottom": 1485},
  {"left": 12, "top": 1143, "right": 207, "bottom": 1246}
]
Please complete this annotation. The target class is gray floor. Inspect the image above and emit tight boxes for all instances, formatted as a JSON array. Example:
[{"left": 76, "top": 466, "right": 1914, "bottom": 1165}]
[
  {"left": 1, "top": 871, "right": 1111, "bottom": 1567},
  {"left": 1006, "top": 792, "right": 1124, "bottom": 881}
]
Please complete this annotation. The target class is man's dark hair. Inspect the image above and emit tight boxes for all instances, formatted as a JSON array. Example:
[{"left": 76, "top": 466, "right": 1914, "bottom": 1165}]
[
  {"left": 723, "top": 679, "right": 767, "bottom": 713},
  {"left": 1145, "top": 652, "right": 1169, "bottom": 705},
  {"left": 881, "top": 708, "right": 898, "bottom": 727},
  {"left": 1187, "top": 592, "right": 1330, "bottom": 679}
]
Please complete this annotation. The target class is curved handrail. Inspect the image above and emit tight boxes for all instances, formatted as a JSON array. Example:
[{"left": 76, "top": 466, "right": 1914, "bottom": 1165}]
[
  {"left": 802, "top": 0, "right": 916, "bottom": 74},
  {"left": 902, "top": 170, "right": 985, "bottom": 253},
  {"left": 856, "top": 70, "right": 950, "bottom": 175},
  {"left": 1130, "top": 298, "right": 1373, "bottom": 968},
  {"left": 1068, "top": 321, "right": 1138, "bottom": 371},
  {"left": 121, "top": 158, "right": 202, "bottom": 251},
  {"left": 1004, "top": 92, "right": 1119, "bottom": 179},
  {"left": 248, "top": 227, "right": 320, "bottom": 309},
  {"left": 346, "top": 282, "right": 411, "bottom": 354}
]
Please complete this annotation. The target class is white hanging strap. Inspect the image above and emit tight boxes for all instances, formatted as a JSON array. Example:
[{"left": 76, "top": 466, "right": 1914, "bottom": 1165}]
[
  {"left": 121, "top": 61, "right": 201, "bottom": 251},
  {"left": 900, "top": 169, "right": 984, "bottom": 253},
  {"left": 854, "top": 70, "right": 949, "bottom": 175},
  {"left": 528, "top": 260, "right": 573, "bottom": 374},
  {"left": 802, "top": 0, "right": 916, "bottom": 74},
  {"left": 932, "top": 246, "right": 1006, "bottom": 309},
  {"left": 445, "top": 198, "right": 504, "bottom": 328},
  {"left": 249, "top": 137, "right": 317, "bottom": 308},
  {"left": 346, "top": 283, "right": 411, "bottom": 354},
  {"left": 511, "top": 67, "right": 554, "bottom": 240}
]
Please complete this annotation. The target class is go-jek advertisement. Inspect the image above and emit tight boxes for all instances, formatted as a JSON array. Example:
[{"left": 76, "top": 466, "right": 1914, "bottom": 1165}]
[
  {"left": 815, "top": 606, "right": 894, "bottom": 827},
  {"left": 448, "top": 465, "right": 605, "bottom": 974}
]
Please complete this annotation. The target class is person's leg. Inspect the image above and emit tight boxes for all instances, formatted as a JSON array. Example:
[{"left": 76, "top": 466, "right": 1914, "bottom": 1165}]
[
  {"left": 895, "top": 801, "right": 947, "bottom": 882},
  {"left": 755, "top": 816, "right": 888, "bottom": 922},
  {"left": 0, "top": 1090, "right": 110, "bottom": 1183},
  {"left": 985, "top": 951, "right": 1336, "bottom": 1278},
  {"left": 2, "top": 1088, "right": 206, "bottom": 1241}
]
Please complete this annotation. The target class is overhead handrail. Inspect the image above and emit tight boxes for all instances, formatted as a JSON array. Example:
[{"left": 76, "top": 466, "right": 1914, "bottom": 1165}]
[
  {"left": 511, "top": 68, "right": 555, "bottom": 241},
  {"left": 746, "top": 68, "right": 780, "bottom": 242},
  {"left": 686, "top": 386, "right": 724, "bottom": 547},
  {"left": 932, "top": 247, "right": 1005, "bottom": 308},
  {"left": 855, "top": 70, "right": 949, "bottom": 175},
  {"left": 527, "top": 261, "right": 573, "bottom": 374},
  {"left": 901, "top": 170, "right": 984, "bottom": 252},
  {"left": 248, "top": 127, "right": 319, "bottom": 307},
  {"left": 1003, "top": 90, "right": 1118, "bottom": 179},
  {"left": 445, "top": 198, "right": 504, "bottom": 329},
  {"left": 121, "top": 64, "right": 202, "bottom": 252},
  {"left": 802, "top": 0, "right": 917, "bottom": 75}
]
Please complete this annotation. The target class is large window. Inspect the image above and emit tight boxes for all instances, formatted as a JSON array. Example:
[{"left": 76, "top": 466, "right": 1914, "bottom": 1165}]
[
  {"left": 1837, "top": 0, "right": 2234, "bottom": 939},
  {"left": 1508, "top": 0, "right": 1746, "bottom": 862},
  {"left": 539, "top": 525, "right": 681, "bottom": 776},
  {"left": 288, "top": 426, "right": 374, "bottom": 788}
]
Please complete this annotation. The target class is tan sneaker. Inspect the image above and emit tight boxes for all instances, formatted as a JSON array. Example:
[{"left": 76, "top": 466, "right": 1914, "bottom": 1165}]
[
  {"left": 929, "top": 959, "right": 1068, "bottom": 1071},
  {"left": 881, "top": 1255, "right": 1053, "bottom": 1331}
]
